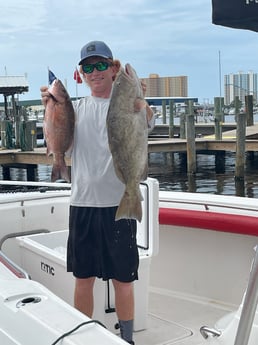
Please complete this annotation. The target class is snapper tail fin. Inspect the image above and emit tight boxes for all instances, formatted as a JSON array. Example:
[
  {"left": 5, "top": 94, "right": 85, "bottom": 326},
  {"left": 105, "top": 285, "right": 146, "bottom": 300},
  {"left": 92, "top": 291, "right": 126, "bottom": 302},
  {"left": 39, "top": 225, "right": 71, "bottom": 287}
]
[{"left": 51, "top": 153, "right": 70, "bottom": 182}]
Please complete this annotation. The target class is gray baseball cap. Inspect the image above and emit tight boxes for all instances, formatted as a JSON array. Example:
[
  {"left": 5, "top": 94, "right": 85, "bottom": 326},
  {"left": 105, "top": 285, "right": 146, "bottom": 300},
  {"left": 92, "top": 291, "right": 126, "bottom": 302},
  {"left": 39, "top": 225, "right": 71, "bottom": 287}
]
[{"left": 79, "top": 41, "right": 113, "bottom": 65}]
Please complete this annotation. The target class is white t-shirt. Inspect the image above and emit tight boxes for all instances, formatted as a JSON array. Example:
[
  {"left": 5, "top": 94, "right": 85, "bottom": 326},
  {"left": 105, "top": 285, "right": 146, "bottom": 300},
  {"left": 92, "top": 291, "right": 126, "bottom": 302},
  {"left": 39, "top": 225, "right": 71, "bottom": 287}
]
[{"left": 70, "top": 96, "right": 125, "bottom": 207}]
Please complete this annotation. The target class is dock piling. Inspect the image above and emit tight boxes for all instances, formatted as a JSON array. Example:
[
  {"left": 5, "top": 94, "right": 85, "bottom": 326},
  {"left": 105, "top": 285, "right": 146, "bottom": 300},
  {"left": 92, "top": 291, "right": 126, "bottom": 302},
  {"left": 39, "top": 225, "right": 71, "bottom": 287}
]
[
  {"left": 235, "top": 111, "right": 246, "bottom": 179},
  {"left": 186, "top": 101, "right": 196, "bottom": 174},
  {"left": 180, "top": 113, "right": 186, "bottom": 139},
  {"left": 162, "top": 99, "right": 166, "bottom": 124},
  {"left": 214, "top": 97, "right": 223, "bottom": 140},
  {"left": 245, "top": 95, "right": 254, "bottom": 127},
  {"left": 169, "top": 100, "right": 174, "bottom": 138}
]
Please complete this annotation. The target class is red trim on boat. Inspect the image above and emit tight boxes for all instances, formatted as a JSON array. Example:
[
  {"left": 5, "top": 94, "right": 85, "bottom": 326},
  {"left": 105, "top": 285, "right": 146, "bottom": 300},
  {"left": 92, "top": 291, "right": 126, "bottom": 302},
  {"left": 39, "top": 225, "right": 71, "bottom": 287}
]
[
  {"left": 0, "top": 253, "right": 28, "bottom": 278},
  {"left": 159, "top": 208, "right": 258, "bottom": 236}
]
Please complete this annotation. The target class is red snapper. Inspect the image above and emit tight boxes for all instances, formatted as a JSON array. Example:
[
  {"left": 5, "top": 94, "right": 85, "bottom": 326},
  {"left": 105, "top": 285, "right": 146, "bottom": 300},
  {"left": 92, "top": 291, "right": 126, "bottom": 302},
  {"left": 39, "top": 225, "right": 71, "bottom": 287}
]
[{"left": 43, "top": 79, "right": 75, "bottom": 182}]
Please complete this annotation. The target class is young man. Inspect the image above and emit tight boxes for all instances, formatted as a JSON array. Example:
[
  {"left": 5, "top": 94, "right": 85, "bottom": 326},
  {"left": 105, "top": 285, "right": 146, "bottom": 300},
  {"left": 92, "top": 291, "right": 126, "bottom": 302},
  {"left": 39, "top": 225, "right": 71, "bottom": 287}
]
[{"left": 41, "top": 40, "right": 153, "bottom": 344}]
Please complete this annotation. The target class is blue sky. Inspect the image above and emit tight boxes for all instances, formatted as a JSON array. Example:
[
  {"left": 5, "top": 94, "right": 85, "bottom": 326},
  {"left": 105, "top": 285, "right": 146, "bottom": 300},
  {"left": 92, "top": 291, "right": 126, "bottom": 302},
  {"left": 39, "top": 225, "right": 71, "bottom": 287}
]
[{"left": 1, "top": 0, "right": 258, "bottom": 104}]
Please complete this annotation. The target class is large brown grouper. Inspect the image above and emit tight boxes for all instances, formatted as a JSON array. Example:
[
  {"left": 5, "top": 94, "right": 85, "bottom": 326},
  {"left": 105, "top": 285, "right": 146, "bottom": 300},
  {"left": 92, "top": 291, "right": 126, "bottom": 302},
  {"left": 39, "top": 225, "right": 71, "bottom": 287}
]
[
  {"left": 107, "top": 63, "right": 148, "bottom": 222},
  {"left": 44, "top": 79, "right": 75, "bottom": 182}
]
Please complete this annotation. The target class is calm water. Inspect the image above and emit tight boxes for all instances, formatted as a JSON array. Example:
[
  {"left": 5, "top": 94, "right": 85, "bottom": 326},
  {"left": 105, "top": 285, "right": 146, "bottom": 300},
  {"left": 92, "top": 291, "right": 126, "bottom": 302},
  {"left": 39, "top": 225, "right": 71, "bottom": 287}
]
[
  {"left": 0, "top": 113, "right": 257, "bottom": 196},
  {"left": 0, "top": 152, "right": 258, "bottom": 198},
  {"left": 148, "top": 151, "right": 258, "bottom": 198}
]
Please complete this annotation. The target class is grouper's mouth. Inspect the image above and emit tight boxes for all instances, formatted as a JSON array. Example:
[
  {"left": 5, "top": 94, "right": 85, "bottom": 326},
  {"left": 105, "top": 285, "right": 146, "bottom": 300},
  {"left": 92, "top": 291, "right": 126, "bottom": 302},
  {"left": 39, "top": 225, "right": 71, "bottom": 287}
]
[
  {"left": 125, "top": 63, "right": 133, "bottom": 79},
  {"left": 114, "top": 63, "right": 138, "bottom": 88}
]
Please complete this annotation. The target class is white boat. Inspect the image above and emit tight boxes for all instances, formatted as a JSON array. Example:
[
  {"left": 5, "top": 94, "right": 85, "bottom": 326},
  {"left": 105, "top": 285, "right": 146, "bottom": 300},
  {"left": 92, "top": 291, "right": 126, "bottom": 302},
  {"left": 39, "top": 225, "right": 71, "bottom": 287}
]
[
  {"left": 0, "top": 251, "right": 130, "bottom": 345},
  {"left": 0, "top": 178, "right": 258, "bottom": 345}
]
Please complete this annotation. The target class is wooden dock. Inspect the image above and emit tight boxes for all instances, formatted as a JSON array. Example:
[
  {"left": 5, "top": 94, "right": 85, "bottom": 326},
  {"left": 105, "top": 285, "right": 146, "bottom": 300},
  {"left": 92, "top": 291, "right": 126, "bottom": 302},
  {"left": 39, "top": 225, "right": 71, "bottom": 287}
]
[
  {"left": 149, "top": 123, "right": 258, "bottom": 152},
  {"left": 149, "top": 123, "right": 237, "bottom": 138},
  {"left": 148, "top": 138, "right": 258, "bottom": 153},
  {"left": 0, "top": 138, "right": 258, "bottom": 167},
  {"left": 0, "top": 147, "right": 61, "bottom": 166},
  {"left": 0, "top": 123, "right": 257, "bottom": 170}
]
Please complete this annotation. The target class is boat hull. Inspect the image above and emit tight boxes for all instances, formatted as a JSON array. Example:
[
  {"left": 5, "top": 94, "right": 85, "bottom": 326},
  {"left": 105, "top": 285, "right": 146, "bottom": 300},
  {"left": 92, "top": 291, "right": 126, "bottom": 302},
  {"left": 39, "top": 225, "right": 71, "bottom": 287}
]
[{"left": 1, "top": 181, "right": 258, "bottom": 344}]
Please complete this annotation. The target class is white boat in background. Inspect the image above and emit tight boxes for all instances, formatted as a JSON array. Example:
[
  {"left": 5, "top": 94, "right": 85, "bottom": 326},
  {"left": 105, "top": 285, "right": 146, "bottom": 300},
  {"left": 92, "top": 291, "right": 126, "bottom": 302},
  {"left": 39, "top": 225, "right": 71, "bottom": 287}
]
[{"left": 0, "top": 179, "right": 258, "bottom": 345}]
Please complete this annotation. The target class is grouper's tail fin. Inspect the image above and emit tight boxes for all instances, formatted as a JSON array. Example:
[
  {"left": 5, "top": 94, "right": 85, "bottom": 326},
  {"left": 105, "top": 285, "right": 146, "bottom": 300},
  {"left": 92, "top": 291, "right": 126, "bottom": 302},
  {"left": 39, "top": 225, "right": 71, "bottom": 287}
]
[
  {"left": 51, "top": 153, "right": 70, "bottom": 182},
  {"left": 115, "top": 185, "right": 143, "bottom": 222}
]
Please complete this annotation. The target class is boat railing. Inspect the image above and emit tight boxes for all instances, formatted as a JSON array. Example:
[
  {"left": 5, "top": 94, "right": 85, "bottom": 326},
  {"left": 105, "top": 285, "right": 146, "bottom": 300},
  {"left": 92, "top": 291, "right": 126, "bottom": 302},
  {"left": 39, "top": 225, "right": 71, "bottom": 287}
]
[
  {"left": 0, "top": 180, "right": 71, "bottom": 189},
  {"left": 0, "top": 180, "right": 71, "bottom": 204},
  {"left": 0, "top": 229, "right": 50, "bottom": 251},
  {"left": 234, "top": 246, "right": 258, "bottom": 345},
  {"left": 0, "top": 192, "right": 71, "bottom": 205},
  {"left": 0, "top": 250, "right": 30, "bottom": 279}
]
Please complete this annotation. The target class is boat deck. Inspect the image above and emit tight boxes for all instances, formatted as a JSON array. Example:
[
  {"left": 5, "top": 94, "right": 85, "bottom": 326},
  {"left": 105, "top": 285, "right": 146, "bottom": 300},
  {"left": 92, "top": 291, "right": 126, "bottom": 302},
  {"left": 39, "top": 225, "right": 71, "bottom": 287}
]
[{"left": 130, "top": 290, "right": 232, "bottom": 345}]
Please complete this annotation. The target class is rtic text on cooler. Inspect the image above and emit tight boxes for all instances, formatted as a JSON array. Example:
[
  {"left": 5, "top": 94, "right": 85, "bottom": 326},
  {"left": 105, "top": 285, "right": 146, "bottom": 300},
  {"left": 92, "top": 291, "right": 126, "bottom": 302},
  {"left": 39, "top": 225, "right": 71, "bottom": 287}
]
[{"left": 41, "top": 261, "right": 55, "bottom": 276}]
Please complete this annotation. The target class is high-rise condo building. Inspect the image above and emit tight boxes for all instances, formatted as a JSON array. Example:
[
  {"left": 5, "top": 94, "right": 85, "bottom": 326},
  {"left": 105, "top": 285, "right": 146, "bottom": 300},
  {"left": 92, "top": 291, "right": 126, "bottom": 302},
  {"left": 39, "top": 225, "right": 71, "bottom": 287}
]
[
  {"left": 224, "top": 71, "right": 258, "bottom": 105},
  {"left": 140, "top": 74, "right": 188, "bottom": 97}
]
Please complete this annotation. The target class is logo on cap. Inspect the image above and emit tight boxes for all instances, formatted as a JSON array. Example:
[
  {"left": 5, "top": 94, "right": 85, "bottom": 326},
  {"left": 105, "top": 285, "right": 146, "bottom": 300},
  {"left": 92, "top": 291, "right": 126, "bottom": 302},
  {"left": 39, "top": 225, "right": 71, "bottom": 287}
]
[{"left": 87, "top": 44, "right": 96, "bottom": 53}]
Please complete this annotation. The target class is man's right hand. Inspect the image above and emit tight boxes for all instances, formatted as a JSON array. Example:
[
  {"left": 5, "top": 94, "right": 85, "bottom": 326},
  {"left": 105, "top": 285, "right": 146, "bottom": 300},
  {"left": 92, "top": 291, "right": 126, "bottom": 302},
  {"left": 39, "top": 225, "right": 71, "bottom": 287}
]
[{"left": 40, "top": 86, "right": 50, "bottom": 107}]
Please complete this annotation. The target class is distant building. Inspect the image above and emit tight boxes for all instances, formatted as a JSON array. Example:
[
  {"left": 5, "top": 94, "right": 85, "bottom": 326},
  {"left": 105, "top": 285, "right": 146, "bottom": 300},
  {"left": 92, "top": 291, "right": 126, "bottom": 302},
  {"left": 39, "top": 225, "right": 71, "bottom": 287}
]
[
  {"left": 224, "top": 71, "right": 258, "bottom": 105},
  {"left": 140, "top": 74, "right": 188, "bottom": 97}
]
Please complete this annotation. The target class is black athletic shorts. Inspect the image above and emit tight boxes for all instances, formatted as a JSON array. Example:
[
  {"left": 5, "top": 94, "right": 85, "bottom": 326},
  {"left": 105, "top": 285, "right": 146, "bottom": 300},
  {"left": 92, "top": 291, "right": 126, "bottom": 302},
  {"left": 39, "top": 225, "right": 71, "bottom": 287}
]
[{"left": 67, "top": 206, "right": 139, "bottom": 282}]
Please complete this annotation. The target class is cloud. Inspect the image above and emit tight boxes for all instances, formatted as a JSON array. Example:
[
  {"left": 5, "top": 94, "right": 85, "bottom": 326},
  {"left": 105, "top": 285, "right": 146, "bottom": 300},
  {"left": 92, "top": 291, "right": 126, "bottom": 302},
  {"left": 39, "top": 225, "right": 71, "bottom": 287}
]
[
  {"left": 1, "top": 0, "right": 258, "bottom": 102},
  {"left": 0, "top": 0, "right": 46, "bottom": 33}
]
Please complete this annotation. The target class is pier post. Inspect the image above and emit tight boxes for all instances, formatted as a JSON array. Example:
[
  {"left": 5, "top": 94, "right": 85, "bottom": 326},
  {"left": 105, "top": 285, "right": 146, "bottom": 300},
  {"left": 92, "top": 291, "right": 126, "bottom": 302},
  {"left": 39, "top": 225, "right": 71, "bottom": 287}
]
[
  {"left": 186, "top": 101, "right": 196, "bottom": 174},
  {"left": 215, "top": 151, "right": 225, "bottom": 174},
  {"left": 235, "top": 178, "right": 245, "bottom": 197},
  {"left": 162, "top": 99, "right": 166, "bottom": 124},
  {"left": 245, "top": 94, "right": 254, "bottom": 161},
  {"left": 20, "top": 121, "right": 37, "bottom": 151},
  {"left": 169, "top": 100, "right": 174, "bottom": 138},
  {"left": 2, "top": 166, "right": 11, "bottom": 180},
  {"left": 234, "top": 96, "right": 241, "bottom": 119},
  {"left": 0, "top": 120, "right": 14, "bottom": 149},
  {"left": 12, "top": 94, "right": 20, "bottom": 149},
  {"left": 235, "top": 112, "right": 246, "bottom": 179},
  {"left": 245, "top": 95, "right": 254, "bottom": 127},
  {"left": 214, "top": 97, "right": 223, "bottom": 140},
  {"left": 26, "top": 164, "right": 37, "bottom": 181},
  {"left": 188, "top": 173, "right": 196, "bottom": 192},
  {"left": 180, "top": 113, "right": 186, "bottom": 139}
]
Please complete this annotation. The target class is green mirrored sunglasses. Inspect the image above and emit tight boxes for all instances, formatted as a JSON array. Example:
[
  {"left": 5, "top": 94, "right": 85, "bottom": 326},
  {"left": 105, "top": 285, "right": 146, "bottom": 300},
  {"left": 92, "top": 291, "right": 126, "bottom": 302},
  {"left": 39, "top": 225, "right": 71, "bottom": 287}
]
[{"left": 82, "top": 61, "right": 111, "bottom": 74}]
